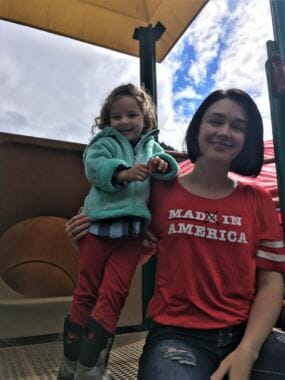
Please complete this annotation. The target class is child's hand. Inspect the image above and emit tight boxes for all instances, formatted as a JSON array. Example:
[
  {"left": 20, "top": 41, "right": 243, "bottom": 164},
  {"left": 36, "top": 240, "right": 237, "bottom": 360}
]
[
  {"left": 116, "top": 164, "right": 150, "bottom": 182},
  {"left": 148, "top": 156, "right": 169, "bottom": 173}
]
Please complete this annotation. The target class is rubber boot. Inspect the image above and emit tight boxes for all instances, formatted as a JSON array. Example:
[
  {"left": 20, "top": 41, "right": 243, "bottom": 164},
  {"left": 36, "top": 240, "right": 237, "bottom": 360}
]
[
  {"left": 74, "top": 318, "right": 114, "bottom": 380},
  {"left": 57, "top": 314, "right": 84, "bottom": 380}
]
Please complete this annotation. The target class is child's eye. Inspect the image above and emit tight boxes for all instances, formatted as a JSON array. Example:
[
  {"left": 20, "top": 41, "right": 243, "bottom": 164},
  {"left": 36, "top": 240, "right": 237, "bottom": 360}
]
[
  {"left": 128, "top": 113, "right": 139, "bottom": 118},
  {"left": 111, "top": 115, "right": 121, "bottom": 120}
]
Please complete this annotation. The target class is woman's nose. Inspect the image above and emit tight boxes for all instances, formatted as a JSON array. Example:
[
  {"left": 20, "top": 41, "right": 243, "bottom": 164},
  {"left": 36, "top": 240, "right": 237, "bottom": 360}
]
[{"left": 217, "top": 123, "right": 230, "bottom": 136}]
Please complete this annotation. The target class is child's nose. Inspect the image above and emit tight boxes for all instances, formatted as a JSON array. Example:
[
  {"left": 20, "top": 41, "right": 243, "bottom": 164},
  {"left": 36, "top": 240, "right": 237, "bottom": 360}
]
[{"left": 120, "top": 116, "right": 129, "bottom": 125}]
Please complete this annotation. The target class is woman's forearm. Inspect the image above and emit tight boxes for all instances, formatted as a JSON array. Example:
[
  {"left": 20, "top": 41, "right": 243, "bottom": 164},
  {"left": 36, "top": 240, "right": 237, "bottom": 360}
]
[
  {"left": 210, "top": 270, "right": 283, "bottom": 380},
  {"left": 238, "top": 269, "right": 283, "bottom": 358}
]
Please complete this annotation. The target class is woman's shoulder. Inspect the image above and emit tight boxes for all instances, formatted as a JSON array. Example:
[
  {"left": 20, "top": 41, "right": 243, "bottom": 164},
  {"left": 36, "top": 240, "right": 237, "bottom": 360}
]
[
  {"left": 237, "top": 179, "right": 269, "bottom": 192},
  {"left": 236, "top": 179, "right": 272, "bottom": 201}
]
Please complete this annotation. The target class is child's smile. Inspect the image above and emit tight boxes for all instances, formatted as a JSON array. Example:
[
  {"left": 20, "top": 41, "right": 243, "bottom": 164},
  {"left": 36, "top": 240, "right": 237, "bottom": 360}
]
[{"left": 110, "top": 95, "right": 144, "bottom": 142}]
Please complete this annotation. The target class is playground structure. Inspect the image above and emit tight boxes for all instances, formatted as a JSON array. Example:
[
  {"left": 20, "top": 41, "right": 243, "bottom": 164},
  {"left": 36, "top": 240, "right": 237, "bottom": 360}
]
[
  {"left": 0, "top": 0, "right": 208, "bottom": 340},
  {"left": 0, "top": 132, "right": 144, "bottom": 339},
  {"left": 0, "top": 0, "right": 285, "bottom": 343},
  {"left": 0, "top": 1, "right": 285, "bottom": 378}
]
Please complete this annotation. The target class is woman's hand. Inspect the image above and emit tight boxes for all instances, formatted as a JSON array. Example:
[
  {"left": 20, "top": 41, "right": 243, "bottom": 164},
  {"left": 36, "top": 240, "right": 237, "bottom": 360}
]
[
  {"left": 65, "top": 208, "right": 90, "bottom": 249},
  {"left": 142, "top": 230, "right": 158, "bottom": 248},
  {"left": 139, "top": 230, "right": 158, "bottom": 265},
  {"left": 210, "top": 345, "right": 257, "bottom": 380}
]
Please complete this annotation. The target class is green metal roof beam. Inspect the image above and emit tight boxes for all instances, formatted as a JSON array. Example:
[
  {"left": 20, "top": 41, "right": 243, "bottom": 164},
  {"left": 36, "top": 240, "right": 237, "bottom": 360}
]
[{"left": 266, "top": 0, "right": 285, "bottom": 233}]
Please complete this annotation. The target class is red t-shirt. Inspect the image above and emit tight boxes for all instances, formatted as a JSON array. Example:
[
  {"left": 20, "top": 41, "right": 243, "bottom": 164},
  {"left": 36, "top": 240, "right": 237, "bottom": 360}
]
[{"left": 147, "top": 178, "right": 285, "bottom": 329}]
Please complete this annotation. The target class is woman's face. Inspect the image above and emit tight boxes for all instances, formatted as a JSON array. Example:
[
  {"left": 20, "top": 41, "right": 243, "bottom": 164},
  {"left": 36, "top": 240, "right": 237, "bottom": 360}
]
[{"left": 198, "top": 98, "right": 247, "bottom": 166}]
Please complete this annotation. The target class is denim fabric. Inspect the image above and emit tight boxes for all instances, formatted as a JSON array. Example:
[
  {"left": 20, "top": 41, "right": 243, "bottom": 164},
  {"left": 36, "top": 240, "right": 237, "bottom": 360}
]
[
  {"left": 138, "top": 324, "right": 285, "bottom": 380},
  {"left": 252, "top": 329, "right": 285, "bottom": 379}
]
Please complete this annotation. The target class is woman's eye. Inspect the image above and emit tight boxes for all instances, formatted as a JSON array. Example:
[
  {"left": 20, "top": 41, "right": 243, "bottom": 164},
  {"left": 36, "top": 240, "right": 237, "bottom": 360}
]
[
  {"left": 209, "top": 119, "right": 221, "bottom": 126},
  {"left": 232, "top": 124, "right": 246, "bottom": 133},
  {"left": 231, "top": 123, "right": 246, "bottom": 132}
]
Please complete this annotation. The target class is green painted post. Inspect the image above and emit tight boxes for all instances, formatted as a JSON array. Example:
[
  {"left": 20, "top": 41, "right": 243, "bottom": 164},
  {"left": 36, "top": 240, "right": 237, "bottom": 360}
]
[
  {"left": 266, "top": 1, "right": 285, "bottom": 233},
  {"left": 133, "top": 22, "right": 166, "bottom": 106},
  {"left": 133, "top": 22, "right": 165, "bottom": 328}
]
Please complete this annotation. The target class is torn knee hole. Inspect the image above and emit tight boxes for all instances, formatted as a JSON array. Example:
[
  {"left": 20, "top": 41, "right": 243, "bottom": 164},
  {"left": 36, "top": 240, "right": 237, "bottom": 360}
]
[
  {"left": 276, "top": 332, "right": 285, "bottom": 344},
  {"left": 161, "top": 346, "right": 196, "bottom": 366}
]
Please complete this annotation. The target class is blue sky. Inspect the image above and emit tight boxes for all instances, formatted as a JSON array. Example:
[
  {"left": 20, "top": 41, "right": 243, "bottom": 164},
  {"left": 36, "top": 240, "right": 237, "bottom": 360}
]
[{"left": 0, "top": 0, "right": 273, "bottom": 150}]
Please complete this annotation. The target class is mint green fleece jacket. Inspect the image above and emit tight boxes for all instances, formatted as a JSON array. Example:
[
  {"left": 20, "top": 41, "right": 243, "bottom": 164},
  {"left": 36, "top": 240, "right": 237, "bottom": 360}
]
[{"left": 82, "top": 127, "right": 179, "bottom": 226}]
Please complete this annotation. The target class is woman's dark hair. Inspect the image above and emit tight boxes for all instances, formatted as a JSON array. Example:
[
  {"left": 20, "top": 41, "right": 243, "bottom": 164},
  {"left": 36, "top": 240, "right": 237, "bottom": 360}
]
[
  {"left": 185, "top": 89, "right": 264, "bottom": 177},
  {"left": 91, "top": 83, "right": 157, "bottom": 134}
]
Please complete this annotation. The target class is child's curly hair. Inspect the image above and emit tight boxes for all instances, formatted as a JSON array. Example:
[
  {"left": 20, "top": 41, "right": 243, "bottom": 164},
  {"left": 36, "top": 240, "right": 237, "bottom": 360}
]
[{"left": 91, "top": 83, "right": 157, "bottom": 135}]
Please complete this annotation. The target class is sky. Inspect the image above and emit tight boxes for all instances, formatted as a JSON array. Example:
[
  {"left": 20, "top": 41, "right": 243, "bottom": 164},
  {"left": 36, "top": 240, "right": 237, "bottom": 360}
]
[{"left": 0, "top": 0, "right": 274, "bottom": 151}]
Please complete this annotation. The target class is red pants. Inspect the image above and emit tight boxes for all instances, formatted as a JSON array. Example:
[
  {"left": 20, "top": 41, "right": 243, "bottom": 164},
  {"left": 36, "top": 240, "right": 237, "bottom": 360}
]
[{"left": 70, "top": 233, "right": 142, "bottom": 334}]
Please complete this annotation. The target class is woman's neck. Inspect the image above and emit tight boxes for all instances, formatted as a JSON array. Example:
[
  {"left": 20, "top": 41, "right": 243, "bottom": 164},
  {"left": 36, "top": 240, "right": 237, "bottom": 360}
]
[{"left": 179, "top": 158, "right": 236, "bottom": 199}]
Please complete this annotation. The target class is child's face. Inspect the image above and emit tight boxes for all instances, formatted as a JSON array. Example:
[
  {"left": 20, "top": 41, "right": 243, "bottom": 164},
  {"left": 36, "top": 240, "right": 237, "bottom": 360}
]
[{"left": 110, "top": 95, "right": 144, "bottom": 142}]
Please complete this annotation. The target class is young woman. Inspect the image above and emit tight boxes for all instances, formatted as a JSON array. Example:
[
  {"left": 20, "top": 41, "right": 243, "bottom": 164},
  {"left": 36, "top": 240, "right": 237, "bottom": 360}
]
[{"left": 65, "top": 89, "right": 285, "bottom": 380}]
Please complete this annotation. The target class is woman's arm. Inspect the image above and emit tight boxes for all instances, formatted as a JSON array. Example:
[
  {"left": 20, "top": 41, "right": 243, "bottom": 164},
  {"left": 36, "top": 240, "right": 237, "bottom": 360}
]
[
  {"left": 65, "top": 211, "right": 157, "bottom": 264},
  {"left": 210, "top": 269, "right": 284, "bottom": 380}
]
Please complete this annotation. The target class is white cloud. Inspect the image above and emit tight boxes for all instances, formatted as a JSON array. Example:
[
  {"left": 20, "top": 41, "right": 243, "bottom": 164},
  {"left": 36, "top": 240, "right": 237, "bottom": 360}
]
[
  {"left": 184, "top": 0, "right": 229, "bottom": 85},
  {"left": 0, "top": 0, "right": 276, "bottom": 150},
  {"left": 0, "top": 21, "right": 140, "bottom": 143},
  {"left": 158, "top": 0, "right": 274, "bottom": 144},
  {"left": 0, "top": 20, "right": 185, "bottom": 148},
  {"left": 211, "top": 0, "right": 273, "bottom": 139},
  {"left": 157, "top": 0, "right": 274, "bottom": 147},
  {"left": 213, "top": 0, "right": 272, "bottom": 88},
  {"left": 173, "top": 87, "right": 202, "bottom": 102},
  {"left": 156, "top": 65, "right": 183, "bottom": 148}
]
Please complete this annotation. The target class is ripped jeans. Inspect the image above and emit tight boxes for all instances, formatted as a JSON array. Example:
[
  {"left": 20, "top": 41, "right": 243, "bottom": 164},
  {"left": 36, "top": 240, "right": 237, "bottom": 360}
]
[{"left": 137, "top": 322, "right": 285, "bottom": 379}]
